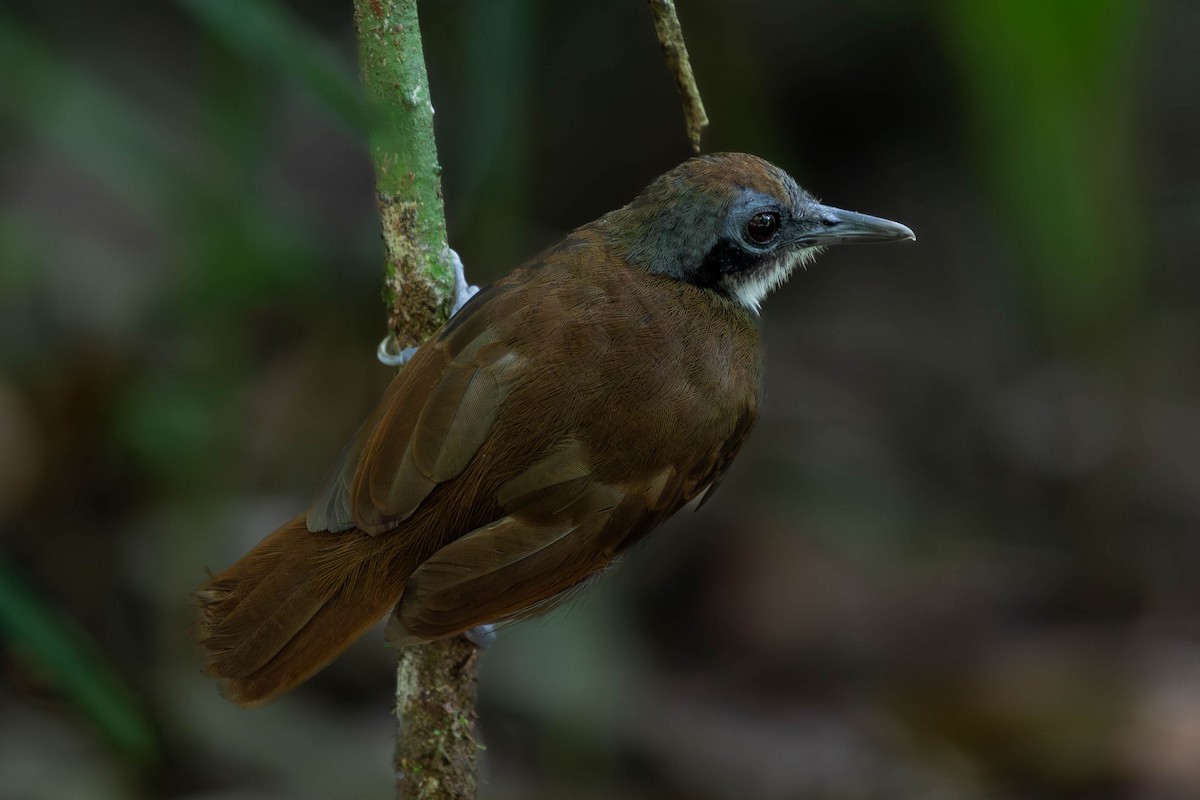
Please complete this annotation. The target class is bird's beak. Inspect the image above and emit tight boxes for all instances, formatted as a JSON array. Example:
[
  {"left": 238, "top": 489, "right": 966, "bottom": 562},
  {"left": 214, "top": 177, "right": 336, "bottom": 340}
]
[{"left": 802, "top": 204, "right": 916, "bottom": 246}]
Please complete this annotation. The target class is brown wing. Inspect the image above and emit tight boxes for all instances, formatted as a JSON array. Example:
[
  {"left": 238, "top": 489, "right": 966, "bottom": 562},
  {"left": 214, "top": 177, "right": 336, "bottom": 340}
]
[
  {"left": 305, "top": 283, "right": 518, "bottom": 535},
  {"left": 391, "top": 439, "right": 690, "bottom": 642}
]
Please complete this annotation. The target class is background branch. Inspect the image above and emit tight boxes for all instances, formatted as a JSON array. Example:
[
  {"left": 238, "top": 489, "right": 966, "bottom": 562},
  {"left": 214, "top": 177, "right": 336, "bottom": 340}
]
[
  {"left": 646, "top": 0, "right": 708, "bottom": 153},
  {"left": 351, "top": 1, "right": 479, "bottom": 798}
]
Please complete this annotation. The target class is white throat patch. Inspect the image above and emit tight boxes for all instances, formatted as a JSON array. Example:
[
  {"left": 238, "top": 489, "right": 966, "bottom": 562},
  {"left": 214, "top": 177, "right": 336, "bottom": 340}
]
[{"left": 731, "top": 247, "right": 823, "bottom": 313}]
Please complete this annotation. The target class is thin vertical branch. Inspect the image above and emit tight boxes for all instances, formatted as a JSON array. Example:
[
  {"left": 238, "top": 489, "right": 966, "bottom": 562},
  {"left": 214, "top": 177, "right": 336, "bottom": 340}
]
[
  {"left": 646, "top": 0, "right": 709, "bottom": 153},
  {"left": 351, "top": 2, "right": 479, "bottom": 798},
  {"left": 355, "top": 0, "right": 456, "bottom": 351}
]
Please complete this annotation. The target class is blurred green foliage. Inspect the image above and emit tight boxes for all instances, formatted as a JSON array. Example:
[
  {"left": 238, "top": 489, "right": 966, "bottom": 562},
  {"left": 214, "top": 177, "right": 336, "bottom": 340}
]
[
  {"left": 939, "top": 0, "right": 1143, "bottom": 340},
  {"left": 177, "top": 0, "right": 370, "bottom": 136},
  {"left": 1, "top": 0, "right": 1196, "bottom": 799},
  {"left": 0, "top": 555, "right": 155, "bottom": 762}
]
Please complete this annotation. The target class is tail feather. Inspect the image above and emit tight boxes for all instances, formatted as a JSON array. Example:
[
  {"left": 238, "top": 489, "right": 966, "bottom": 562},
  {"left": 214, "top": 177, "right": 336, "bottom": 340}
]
[{"left": 195, "top": 515, "right": 408, "bottom": 706}]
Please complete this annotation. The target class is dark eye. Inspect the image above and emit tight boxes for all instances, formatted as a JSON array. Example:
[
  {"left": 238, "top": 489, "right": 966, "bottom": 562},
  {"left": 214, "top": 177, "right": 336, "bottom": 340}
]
[{"left": 744, "top": 211, "right": 781, "bottom": 245}]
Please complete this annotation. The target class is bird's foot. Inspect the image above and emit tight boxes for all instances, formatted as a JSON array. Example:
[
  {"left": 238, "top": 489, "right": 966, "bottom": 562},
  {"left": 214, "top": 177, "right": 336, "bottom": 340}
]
[
  {"left": 376, "top": 247, "right": 477, "bottom": 367},
  {"left": 464, "top": 624, "right": 496, "bottom": 650},
  {"left": 376, "top": 338, "right": 419, "bottom": 367},
  {"left": 446, "top": 246, "right": 480, "bottom": 316}
]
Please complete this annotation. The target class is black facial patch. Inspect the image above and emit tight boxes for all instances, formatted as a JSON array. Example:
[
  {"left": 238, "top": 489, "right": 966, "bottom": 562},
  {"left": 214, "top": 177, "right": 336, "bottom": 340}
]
[{"left": 691, "top": 237, "right": 765, "bottom": 291}]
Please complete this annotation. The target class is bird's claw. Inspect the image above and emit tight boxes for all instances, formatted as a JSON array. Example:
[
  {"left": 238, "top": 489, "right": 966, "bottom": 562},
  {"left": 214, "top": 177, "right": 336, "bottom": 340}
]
[
  {"left": 464, "top": 624, "right": 496, "bottom": 650},
  {"left": 376, "top": 247, "right": 476, "bottom": 367},
  {"left": 377, "top": 337, "right": 418, "bottom": 367},
  {"left": 447, "top": 246, "right": 479, "bottom": 316}
]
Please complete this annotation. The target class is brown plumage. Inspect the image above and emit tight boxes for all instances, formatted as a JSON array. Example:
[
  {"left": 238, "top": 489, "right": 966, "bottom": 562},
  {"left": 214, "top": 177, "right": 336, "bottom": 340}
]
[{"left": 195, "top": 153, "right": 913, "bottom": 706}]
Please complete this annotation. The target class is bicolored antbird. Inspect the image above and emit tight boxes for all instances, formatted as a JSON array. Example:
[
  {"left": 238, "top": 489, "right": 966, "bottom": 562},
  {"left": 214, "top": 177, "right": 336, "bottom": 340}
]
[{"left": 196, "top": 153, "right": 914, "bottom": 706}]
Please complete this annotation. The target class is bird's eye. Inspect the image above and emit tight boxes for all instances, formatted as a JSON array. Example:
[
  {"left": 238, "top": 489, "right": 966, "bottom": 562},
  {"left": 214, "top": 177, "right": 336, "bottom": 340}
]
[{"left": 744, "top": 212, "right": 781, "bottom": 245}]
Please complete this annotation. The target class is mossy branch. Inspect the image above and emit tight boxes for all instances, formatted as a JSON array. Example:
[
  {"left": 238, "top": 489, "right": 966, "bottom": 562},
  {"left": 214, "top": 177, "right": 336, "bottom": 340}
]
[
  {"left": 351, "top": 1, "right": 479, "bottom": 798},
  {"left": 355, "top": 0, "right": 457, "bottom": 351}
]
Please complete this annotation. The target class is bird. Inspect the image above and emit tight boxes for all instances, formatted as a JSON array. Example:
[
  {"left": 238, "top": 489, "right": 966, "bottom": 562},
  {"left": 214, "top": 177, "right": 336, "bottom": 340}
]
[{"left": 195, "top": 152, "right": 914, "bottom": 706}]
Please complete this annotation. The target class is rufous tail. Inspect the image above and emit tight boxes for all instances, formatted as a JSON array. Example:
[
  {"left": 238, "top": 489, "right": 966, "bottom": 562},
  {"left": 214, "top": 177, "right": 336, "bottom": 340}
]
[{"left": 195, "top": 515, "right": 408, "bottom": 706}]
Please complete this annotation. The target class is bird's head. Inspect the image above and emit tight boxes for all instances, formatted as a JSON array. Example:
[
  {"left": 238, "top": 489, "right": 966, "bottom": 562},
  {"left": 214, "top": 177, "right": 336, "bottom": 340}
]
[{"left": 604, "top": 153, "right": 915, "bottom": 313}]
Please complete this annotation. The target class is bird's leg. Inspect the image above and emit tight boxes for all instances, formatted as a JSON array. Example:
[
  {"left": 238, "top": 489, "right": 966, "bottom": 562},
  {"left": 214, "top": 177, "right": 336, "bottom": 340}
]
[{"left": 377, "top": 247, "right": 478, "bottom": 367}]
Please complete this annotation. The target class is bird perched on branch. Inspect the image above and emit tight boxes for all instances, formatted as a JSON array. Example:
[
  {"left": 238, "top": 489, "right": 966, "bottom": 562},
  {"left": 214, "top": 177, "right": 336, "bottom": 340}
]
[{"left": 195, "top": 153, "right": 914, "bottom": 706}]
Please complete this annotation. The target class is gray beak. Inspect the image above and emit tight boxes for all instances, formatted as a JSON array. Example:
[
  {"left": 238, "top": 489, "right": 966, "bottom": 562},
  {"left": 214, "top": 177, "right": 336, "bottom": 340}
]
[{"left": 802, "top": 204, "right": 916, "bottom": 246}]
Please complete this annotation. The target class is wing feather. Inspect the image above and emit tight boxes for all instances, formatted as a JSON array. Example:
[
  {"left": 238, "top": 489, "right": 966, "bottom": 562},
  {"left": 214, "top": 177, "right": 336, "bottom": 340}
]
[
  {"left": 391, "top": 441, "right": 675, "bottom": 641},
  {"left": 306, "top": 284, "right": 521, "bottom": 535}
]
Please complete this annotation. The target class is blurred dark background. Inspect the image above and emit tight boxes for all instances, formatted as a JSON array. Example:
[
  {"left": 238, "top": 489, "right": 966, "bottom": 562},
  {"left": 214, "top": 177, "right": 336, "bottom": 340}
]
[{"left": 2, "top": 0, "right": 1199, "bottom": 798}]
